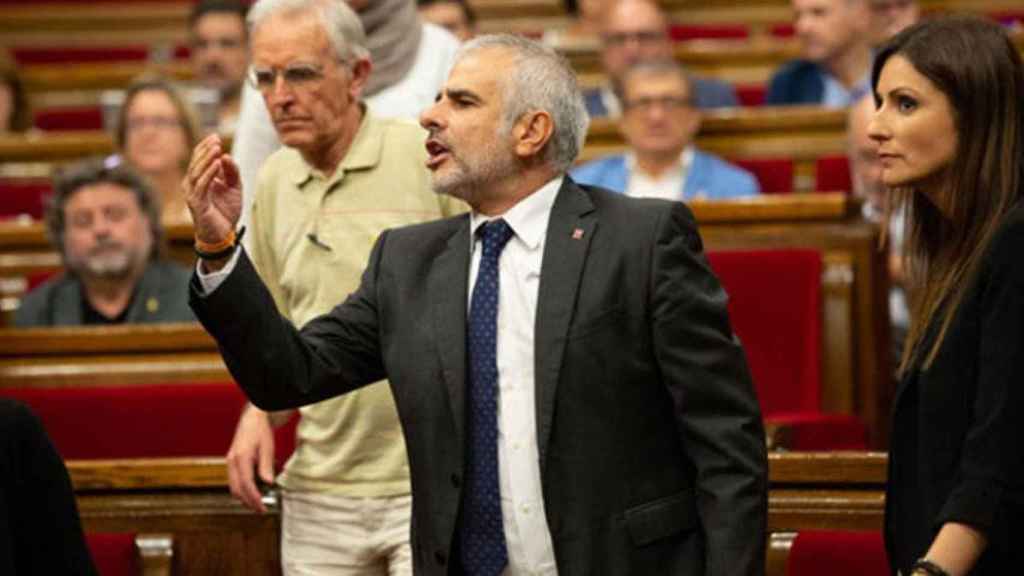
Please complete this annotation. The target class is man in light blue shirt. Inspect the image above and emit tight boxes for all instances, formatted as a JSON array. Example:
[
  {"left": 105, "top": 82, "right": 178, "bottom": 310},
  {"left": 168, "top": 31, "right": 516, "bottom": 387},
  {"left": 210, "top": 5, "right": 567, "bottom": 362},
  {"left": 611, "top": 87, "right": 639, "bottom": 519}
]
[{"left": 573, "top": 60, "right": 759, "bottom": 201}]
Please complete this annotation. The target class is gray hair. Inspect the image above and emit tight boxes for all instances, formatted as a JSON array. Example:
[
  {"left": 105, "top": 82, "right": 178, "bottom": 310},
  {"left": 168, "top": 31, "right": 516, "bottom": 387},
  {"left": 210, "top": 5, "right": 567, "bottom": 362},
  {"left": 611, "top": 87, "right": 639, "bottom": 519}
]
[
  {"left": 616, "top": 59, "right": 694, "bottom": 103},
  {"left": 247, "top": 0, "right": 369, "bottom": 62},
  {"left": 46, "top": 157, "right": 163, "bottom": 262},
  {"left": 456, "top": 34, "right": 590, "bottom": 173}
]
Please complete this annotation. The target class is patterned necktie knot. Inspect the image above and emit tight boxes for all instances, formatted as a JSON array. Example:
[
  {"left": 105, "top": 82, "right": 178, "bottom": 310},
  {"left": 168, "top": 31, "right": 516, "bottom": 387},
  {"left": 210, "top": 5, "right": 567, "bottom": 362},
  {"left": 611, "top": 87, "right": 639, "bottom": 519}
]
[{"left": 479, "top": 219, "right": 514, "bottom": 260}]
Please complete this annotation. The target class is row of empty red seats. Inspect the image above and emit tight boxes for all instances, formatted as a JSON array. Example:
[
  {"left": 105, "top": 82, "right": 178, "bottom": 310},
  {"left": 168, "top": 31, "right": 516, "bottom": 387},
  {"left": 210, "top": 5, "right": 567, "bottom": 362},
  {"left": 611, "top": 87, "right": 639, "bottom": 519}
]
[{"left": 0, "top": 383, "right": 298, "bottom": 465}]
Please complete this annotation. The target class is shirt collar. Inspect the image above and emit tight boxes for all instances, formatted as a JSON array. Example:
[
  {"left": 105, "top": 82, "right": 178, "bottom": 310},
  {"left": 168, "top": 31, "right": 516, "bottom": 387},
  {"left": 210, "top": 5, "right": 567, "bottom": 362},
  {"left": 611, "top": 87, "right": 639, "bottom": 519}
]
[
  {"left": 624, "top": 145, "right": 695, "bottom": 176},
  {"left": 290, "top": 104, "right": 382, "bottom": 188},
  {"left": 469, "top": 176, "right": 563, "bottom": 252}
]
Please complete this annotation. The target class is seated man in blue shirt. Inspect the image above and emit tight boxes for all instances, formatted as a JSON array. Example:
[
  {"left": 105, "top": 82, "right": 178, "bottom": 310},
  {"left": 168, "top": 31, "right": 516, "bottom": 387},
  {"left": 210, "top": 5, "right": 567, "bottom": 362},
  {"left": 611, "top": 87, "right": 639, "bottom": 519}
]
[
  {"left": 765, "top": 0, "right": 873, "bottom": 107},
  {"left": 572, "top": 60, "right": 759, "bottom": 201},
  {"left": 583, "top": 0, "right": 737, "bottom": 117}
]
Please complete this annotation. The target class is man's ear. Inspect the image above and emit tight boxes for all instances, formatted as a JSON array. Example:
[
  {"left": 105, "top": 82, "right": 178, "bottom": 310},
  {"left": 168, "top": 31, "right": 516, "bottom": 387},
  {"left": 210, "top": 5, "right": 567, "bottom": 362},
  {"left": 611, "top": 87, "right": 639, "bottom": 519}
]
[
  {"left": 513, "top": 110, "right": 555, "bottom": 160},
  {"left": 348, "top": 58, "right": 373, "bottom": 100}
]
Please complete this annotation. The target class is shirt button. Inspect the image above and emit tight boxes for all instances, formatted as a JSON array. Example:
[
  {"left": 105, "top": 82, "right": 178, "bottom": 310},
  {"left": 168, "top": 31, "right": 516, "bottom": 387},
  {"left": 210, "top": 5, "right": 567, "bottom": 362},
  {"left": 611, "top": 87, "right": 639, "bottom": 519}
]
[
  {"left": 521, "top": 504, "right": 531, "bottom": 515},
  {"left": 512, "top": 442, "right": 521, "bottom": 452}
]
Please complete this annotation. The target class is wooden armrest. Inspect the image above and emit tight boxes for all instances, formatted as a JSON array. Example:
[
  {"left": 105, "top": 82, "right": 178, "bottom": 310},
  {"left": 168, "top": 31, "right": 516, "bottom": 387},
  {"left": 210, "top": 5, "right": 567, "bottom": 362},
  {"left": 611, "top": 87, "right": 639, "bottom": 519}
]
[
  {"left": 767, "top": 532, "right": 797, "bottom": 576},
  {"left": 136, "top": 533, "right": 173, "bottom": 576}
]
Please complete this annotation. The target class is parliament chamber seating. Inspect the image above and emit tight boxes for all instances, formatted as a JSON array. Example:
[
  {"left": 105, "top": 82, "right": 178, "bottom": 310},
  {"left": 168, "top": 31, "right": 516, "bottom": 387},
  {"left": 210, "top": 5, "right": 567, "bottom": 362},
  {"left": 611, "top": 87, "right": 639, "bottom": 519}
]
[
  {"left": 783, "top": 530, "right": 888, "bottom": 576},
  {"left": 87, "top": 532, "right": 174, "bottom": 576},
  {"left": 33, "top": 105, "right": 105, "bottom": 132},
  {"left": 708, "top": 249, "right": 867, "bottom": 450},
  {"left": 732, "top": 158, "right": 796, "bottom": 194},
  {"left": 0, "top": 178, "right": 51, "bottom": 220},
  {"left": 0, "top": 383, "right": 296, "bottom": 465}
]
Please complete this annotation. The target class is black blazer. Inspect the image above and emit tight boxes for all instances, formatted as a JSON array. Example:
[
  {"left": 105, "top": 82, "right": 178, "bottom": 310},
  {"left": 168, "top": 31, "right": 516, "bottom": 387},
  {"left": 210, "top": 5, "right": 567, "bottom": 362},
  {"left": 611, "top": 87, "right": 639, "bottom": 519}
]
[
  {"left": 885, "top": 203, "right": 1024, "bottom": 575},
  {"left": 191, "top": 180, "right": 768, "bottom": 575}
]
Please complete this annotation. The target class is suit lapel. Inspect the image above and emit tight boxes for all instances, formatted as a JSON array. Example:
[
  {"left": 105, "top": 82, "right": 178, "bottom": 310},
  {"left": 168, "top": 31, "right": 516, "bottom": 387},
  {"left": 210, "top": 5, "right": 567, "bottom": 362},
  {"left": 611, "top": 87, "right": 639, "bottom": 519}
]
[
  {"left": 430, "top": 217, "right": 472, "bottom": 440},
  {"left": 534, "top": 180, "right": 596, "bottom": 471}
]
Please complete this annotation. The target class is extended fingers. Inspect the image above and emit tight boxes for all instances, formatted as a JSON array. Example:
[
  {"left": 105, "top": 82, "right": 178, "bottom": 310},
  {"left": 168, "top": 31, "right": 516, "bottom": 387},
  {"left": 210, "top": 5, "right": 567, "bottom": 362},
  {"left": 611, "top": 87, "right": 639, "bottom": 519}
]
[{"left": 186, "top": 135, "right": 224, "bottom": 191}]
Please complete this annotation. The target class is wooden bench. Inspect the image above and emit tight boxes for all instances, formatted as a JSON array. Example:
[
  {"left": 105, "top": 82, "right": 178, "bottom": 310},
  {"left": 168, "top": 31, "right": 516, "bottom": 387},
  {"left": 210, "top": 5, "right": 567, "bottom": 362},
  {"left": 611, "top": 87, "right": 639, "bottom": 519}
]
[
  {"left": 66, "top": 450, "right": 886, "bottom": 576},
  {"left": 71, "top": 458, "right": 281, "bottom": 576},
  {"left": 0, "top": 323, "right": 228, "bottom": 386}
]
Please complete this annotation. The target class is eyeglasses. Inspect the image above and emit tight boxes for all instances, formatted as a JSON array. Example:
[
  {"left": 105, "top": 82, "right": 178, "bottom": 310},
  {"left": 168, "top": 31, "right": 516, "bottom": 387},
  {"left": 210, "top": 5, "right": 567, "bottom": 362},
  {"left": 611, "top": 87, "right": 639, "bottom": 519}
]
[
  {"left": 623, "top": 96, "right": 692, "bottom": 112},
  {"left": 248, "top": 63, "right": 328, "bottom": 92},
  {"left": 603, "top": 30, "right": 666, "bottom": 47},
  {"left": 125, "top": 116, "right": 184, "bottom": 132}
]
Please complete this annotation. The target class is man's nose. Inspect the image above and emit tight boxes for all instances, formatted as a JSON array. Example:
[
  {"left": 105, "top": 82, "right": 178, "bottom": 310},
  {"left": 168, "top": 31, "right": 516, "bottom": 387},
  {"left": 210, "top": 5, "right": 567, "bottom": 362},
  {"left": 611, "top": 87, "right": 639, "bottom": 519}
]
[{"left": 420, "top": 101, "right": 444, "bottom": 131}]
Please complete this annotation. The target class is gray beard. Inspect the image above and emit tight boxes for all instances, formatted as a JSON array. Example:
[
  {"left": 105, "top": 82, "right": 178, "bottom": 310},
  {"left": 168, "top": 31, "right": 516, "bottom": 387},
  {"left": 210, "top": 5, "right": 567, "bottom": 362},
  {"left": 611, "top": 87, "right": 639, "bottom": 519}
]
[
  {"left": 430, "top": 146, "right": 519, "bottom": 203},
  {"left": 71, "top": 249, "right": 136, "bottom": 281}
]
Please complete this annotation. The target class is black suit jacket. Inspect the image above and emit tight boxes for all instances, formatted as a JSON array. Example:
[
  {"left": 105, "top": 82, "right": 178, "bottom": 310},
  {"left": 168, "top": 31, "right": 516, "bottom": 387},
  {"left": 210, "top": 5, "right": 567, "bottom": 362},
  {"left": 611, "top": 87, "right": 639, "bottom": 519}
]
[
  {"left": 885, "top": 202, "right": 1024, "bottom": 576},
  {"left": 191, "top": 180, "right": 768, "bottom": 575}
]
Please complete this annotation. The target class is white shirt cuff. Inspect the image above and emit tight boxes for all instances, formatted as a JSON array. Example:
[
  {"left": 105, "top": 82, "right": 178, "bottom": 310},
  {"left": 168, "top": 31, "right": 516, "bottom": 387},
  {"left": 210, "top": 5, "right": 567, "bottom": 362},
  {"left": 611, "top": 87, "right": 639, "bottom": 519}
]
[{"left": 195, "top": 248, "right": 242, "bottom": 294}]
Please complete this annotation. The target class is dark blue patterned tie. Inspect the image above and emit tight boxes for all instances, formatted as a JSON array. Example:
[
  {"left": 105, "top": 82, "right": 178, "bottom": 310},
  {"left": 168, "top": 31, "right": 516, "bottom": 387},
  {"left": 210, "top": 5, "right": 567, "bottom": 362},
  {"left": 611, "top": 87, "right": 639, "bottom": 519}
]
[{"left": 461, "top": 219, "right": 514, "bottom": 576}]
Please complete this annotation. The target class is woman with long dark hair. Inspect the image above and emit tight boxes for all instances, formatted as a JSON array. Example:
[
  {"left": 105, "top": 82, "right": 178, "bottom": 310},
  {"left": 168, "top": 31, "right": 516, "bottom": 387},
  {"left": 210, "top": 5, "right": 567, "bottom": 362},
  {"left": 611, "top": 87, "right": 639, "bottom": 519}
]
[{"left": 868, "top": 16, "right": 1024, "bottom": 576}]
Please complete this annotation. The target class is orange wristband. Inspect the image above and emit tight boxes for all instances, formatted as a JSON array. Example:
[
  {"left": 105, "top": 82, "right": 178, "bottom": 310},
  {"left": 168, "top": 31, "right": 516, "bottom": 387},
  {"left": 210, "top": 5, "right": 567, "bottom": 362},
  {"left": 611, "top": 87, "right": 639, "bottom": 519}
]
[{"left": 195, "top": 229, "right": 236, "bottom": 254}]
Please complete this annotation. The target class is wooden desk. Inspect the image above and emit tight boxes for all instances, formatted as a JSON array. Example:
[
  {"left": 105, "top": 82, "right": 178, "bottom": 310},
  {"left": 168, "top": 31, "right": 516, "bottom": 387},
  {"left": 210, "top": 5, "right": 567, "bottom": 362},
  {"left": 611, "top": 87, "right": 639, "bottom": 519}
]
[
  {"left": 0, "top": 323, "right": 228, "bottom": 387},
  {"left": 67, "top": 451, "right": 886, "bottom": 576}
]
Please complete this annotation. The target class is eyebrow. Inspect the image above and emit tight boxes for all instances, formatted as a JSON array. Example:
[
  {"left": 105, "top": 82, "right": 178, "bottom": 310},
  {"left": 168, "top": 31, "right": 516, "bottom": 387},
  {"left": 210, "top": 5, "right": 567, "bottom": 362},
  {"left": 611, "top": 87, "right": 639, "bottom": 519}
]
[
  {"left": 881, "top": 86, "right": 923, "bottom": 99},
  {"left": 442, "top": 88, "right": 482, "bottom": 103}
]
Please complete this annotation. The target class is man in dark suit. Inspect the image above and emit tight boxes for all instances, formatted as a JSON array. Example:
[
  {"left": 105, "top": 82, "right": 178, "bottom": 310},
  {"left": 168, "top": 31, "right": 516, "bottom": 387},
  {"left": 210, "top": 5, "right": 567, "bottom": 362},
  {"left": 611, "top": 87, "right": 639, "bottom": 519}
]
[{"left": 185, "top": 33, "right": 767, "bottom": 575}]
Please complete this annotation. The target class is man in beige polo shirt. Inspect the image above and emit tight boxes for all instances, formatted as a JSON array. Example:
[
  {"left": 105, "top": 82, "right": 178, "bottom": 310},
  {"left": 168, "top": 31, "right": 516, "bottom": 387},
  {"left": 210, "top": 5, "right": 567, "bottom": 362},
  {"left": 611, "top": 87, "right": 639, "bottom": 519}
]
[{"left": 216, "top": 0, "right": 462, "bottom": 573}]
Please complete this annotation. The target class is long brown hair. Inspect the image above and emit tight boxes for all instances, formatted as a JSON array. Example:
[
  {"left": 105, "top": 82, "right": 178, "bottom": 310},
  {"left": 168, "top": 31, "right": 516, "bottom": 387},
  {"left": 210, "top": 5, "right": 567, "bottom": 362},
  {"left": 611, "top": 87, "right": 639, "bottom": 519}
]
[{"left": 872, "top": 17, "right": 1024, "bottom": 373}]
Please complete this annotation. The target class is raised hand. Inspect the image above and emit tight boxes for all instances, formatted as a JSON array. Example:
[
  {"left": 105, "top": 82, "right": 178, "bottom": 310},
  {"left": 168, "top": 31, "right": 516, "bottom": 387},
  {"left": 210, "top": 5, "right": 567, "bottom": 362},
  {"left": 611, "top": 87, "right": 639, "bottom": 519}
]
[{"left": 183, "top": 134, "right": 243, "bottom": 246}]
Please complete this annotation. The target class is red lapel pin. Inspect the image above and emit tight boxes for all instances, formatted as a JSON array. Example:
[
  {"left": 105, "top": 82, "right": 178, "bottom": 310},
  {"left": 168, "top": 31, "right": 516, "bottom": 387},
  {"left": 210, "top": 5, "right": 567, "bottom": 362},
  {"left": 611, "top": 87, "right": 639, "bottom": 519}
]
[{"left": 572, "top": 228, "right": 584, "bottom": 240}]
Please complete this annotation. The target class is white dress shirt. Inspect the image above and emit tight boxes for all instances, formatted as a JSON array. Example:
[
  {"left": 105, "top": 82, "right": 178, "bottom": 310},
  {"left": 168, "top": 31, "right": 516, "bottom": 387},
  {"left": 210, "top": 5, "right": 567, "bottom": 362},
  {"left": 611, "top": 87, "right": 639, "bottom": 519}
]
[
  {"left": 467, "top": 178, "right": 561, "bottom": 576},
  {"left": 199, "top": 178, "right": 563, "bottom": 575}
]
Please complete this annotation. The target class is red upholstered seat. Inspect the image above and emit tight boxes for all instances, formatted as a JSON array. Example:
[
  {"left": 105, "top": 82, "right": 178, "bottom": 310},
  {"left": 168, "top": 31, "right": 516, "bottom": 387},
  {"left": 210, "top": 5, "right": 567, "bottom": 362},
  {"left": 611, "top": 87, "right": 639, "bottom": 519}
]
[
  {"left": 0, "top": 384, "right": 298, "bottom": 467},
  {"left": 706, "top": 250, "right": 867, "bottom": 449},
  {"left": 771, "top": 23, "right": 796, "bottom": 38},
  {"left": 735, "top": 84, "right": 766, "bottom": 107},
  {"left": 732, "top": 158, "right": 794, "bottom": 193},
  {"left": 669, "top": 24, "right": 749, "bottom": 41},
  {"left": 787, "top": 530, "right": 888, "bottom": 576},
  {"left": 815, "top": 155, "right": 852, "bottom": 194},
  {"left": 11, "top": 45, "right": 190, "bottom": 64},
  {"left": 0, "top": 178, "right": 51, "bottom": 219},
  {"left": 86, "top": 533, "right": 137, "bottom": 576},
  {"left": 13, "top": 47, "right": 149, "bottom": 65},
  {"left": 34, "top": 106, "right": 105, "bottom": 131}
]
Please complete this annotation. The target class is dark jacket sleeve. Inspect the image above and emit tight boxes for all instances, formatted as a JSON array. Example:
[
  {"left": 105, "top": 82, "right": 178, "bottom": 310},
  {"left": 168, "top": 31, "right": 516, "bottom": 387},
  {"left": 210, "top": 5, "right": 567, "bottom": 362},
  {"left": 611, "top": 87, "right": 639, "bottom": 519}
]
[
  {"left": 765, "top": 60, "right": 824, "bottom": 106},
  {"left": 189, "top": 240, "right": 388, "bottom": 411},
  {"left": 936, "top": 220, "right": 1024, "bottom": 536},
  {"left": 650, "top": 202, "right": 768, "bottom": 576}
]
